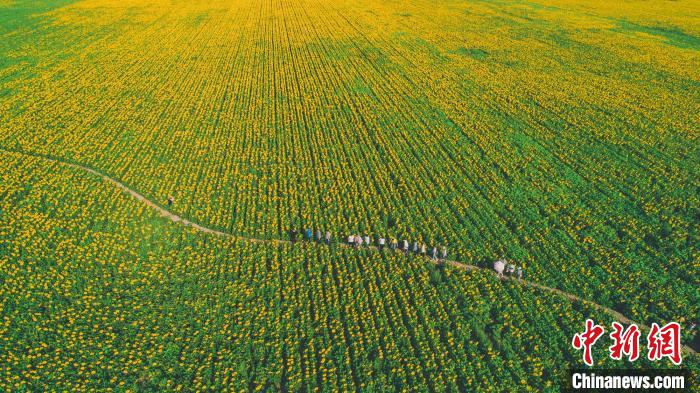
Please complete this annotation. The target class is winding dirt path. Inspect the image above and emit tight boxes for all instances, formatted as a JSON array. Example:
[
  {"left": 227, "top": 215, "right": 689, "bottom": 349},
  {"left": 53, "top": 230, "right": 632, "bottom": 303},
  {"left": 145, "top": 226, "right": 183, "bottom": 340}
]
[{"left": 2, "top": 146, "right": 695, "bottom": 355}]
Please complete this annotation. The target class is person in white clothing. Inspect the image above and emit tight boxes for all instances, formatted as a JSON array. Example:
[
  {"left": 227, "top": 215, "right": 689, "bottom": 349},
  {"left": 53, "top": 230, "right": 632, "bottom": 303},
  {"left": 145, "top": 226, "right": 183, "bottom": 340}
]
[
  {"left": 348, "top": 234, "right": 354, "bottom": 246},
  {"left": 494, "top": 259, "right": 505, "bottom": 278},
  {"left": 364, "top": 235, "right": 370, "bottom": 246},
  {"left": 379, "top": 237, "right": 385, "bottom": 250}
]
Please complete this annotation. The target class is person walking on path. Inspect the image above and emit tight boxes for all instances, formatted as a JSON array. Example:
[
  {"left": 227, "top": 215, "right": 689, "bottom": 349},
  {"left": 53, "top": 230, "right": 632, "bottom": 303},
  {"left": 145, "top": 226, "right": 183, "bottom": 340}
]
[
  {"left": 402, "top": 239, "right": 409, "bottom": 254},
  {"left": 305, "top": 228, "right": 312, "bottom": 241},
  {"left": 348, "top": 234, "right": 354, "bottom": 246},
  {"left": 431, "top": 247, "right": 438, "bottom": 260},
  {"left": 516, "top": 266, "right": 523, "bottom": 280},
  {"left": 420, "top": 243, "right": 426, "bottom": 255},
  {"left": 316, "top": 229, "right": 322, "bottom": 243},
  {"left": 494, "top": 259, "right": 505, "bottom": 278},
  {"left": 391, "top": 238, "right": 398, "bottom": 250},
  {"left": 290, "top": 228, "right": 298, "bottom": 243},
  {"left": 441, "top": 246, "right": 447, "bottom": 260},
  {"left": 378, "top": 237, "right": 385, "bottom": 250},
  {"left": 355, "top": 235, "right": 363, "bottom": 248},
  {"left": 364, "top": 235, "right": 370, "bottom": 247},
  {"left": 412, "top": 241, "right": 418, "bottom": 254},
  {"left": 325, "top": 230, "right": 331, "bottom": 245}
]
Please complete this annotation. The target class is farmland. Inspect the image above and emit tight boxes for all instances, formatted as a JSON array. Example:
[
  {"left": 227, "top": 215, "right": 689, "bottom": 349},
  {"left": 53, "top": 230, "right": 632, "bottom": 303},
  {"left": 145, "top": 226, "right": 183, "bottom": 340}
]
[{"left": 1, "top": 0, "right": 699, "bottom": 391}]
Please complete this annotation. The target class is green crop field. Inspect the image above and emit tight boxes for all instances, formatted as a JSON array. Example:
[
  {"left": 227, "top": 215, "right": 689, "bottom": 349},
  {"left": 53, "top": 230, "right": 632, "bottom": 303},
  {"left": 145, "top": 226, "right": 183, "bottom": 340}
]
[{"left": 1, "top": 0, "right": 698, "bottom": 391}]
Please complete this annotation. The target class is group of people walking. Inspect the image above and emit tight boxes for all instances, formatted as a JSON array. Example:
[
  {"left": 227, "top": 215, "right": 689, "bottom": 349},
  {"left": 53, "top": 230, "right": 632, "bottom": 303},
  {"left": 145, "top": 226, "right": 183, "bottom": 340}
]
[
  {"left": 508, "top": 263, "right": 523, "bottom": 280},
  {"left": 289, "top": 227, "right": 527, "bottom": 280},
  {"left": 494, "top": 259, "right": 524, "bottom": 280},
  {"left": 289, "top": 227, "right": 331, "bottom": 245},
  {"left": 288, "top": 227, "right": 448, "bottom": 261},
  {"left": 348, "top": 234, "right": 448, "bottom": 261}
]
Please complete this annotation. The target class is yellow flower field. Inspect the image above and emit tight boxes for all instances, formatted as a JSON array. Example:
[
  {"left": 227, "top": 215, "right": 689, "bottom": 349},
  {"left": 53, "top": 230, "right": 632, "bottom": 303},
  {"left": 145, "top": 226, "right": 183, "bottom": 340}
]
[{"left": 0, "top": 0, "right": 697, "bottom": 390}]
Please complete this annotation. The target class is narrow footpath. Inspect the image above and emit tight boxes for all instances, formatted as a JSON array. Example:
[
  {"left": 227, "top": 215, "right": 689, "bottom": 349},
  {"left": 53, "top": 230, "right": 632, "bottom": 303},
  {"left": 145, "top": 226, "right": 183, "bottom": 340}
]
[{"left": 2, "top": 146, "right": 695, "bottom": 355}]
